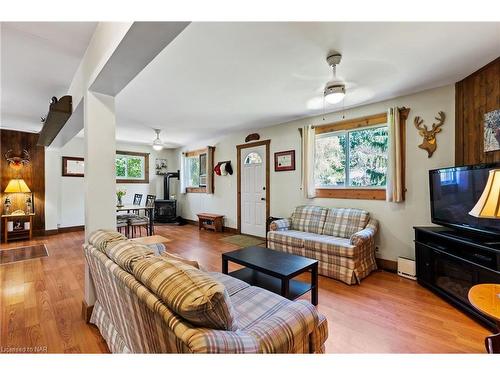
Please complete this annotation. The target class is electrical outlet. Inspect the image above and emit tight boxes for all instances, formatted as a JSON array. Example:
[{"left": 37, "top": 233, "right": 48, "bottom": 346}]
[{"left": 375, "top": 246, "right": 380, "bottom": 253}]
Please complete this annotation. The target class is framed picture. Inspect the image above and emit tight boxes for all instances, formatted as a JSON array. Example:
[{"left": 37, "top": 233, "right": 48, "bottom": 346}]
[
  {"left": 155, "top": 158, "right": 168, "bottom": 175},
  {"left": 62, "top": 156, "right": 84, "bottom": 177},
  {"left": 484, "top": 109, "right": 500, "bottom": 153},
  {"left": 274, "top": 150, "right": 295, "bottom": 172}
]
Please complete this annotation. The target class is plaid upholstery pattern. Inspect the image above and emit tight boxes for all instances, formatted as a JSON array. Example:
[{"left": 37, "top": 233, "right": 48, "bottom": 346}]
[
  {"left": 105, "top": 241, "right": 154, "bottom": 273},
  {"left": 269, "top": 218, "right": 291, "bottom": 231},
  {"left": 291, "top": 205, "right": 328, "bottom": 234},
  {"left": 304, "top": 235, "right": 355, "bottom": 258},
  {"left": 267, "top": 230, "right": 317, "bottom": 248},
  {"left": 208, "top": 272, "right": 250, "bottom": 296},
  {"left": 90, "top": 301, "right": 131, "bottom": 353},
  {"left": 268, "top": 208, "right": 378, "bottom": 285},
  {"left": 88, "top": 229, "right": 127, "bottom": 252},
  {"left": 322, "top": 208, "right": 369, "bottom": 238},
  {"left": 85, "top": 235, "right": 327, "bottom": 353},
  {"left": 132, "top": 256, "right": 238, "bottom": 331}
]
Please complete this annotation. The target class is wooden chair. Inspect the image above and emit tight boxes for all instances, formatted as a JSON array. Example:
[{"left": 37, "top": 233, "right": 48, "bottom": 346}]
[
  {"left": 486, "top": 332, "right": 500, "bottom": 354},
  {"left": 117, "top": 218, "right": 129, "bottom": 238},
  {"left": 133, "top": 193, "right": 143, "bottom": 206},
  {"left": 129, "top": 194, "right": 156, "bottom": 237}
]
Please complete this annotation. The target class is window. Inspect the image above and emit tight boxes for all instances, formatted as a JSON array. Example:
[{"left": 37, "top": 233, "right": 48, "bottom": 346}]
[
  {"left": 115, "top": 151, "right": 149, "bottom": 183},
  {"left": 315, "top": 125, "right": 388, "bottom": 188},
  {"left": 186, "top": 155, "right": 201, "bottom": 187},
  {"left": 244, "top": 152, "right": 262, "bottom": 165}
]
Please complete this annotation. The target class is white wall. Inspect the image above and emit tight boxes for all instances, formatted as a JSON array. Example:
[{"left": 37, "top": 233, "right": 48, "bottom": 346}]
[
  {"left": 44, "top": 137, "right": 176, "bottom": 229},
  {"left": 176, "top": 85, "right": 456, "bottom": 261}
]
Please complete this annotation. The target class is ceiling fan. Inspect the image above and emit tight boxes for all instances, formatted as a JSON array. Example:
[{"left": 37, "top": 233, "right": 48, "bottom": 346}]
[{"left": 304, "top": 51, "right": 352, "bottom": 110}]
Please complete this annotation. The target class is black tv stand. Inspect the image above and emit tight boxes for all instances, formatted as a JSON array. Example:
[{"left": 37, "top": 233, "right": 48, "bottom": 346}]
[{"left": 414, "top": 226, "right": 500, "bottom": 331}]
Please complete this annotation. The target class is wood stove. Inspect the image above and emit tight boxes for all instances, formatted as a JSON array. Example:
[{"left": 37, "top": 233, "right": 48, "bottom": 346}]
[{"left": 154, "top": 171, "right": 179, "bottom": 223}]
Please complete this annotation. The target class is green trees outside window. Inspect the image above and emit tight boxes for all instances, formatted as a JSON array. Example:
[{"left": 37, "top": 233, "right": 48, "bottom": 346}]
[{"left": 315, "top": 125, "right": 388, "bottom": 188}]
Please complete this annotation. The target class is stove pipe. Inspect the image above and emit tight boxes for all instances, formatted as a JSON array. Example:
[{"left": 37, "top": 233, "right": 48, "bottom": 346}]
[{"left": 164, "top": 170, "right": 180, "bottom": 200}]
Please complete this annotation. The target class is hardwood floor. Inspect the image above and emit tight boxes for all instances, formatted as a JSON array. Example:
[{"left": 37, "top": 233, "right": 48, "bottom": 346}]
[{"left": 0, "top": 224, "right": 490, "bottom": 353}]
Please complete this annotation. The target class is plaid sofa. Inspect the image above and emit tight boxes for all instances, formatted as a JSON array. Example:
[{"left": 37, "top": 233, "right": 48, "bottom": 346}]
[
  {"left": 268, "top": 206, "right": 378, "bottom": 285},
  {"left": 84, "top": 230, "right": 328, "bottom": 353}
]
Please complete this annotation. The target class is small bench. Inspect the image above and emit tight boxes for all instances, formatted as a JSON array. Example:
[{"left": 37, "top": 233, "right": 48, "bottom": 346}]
[{"left": 197, "top": 213, "right": 224, "bottom": 232}]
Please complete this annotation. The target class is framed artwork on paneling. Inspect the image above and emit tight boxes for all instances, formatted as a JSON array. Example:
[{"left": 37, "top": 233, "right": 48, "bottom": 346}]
[{"left": 484, "top": 109, "right": 500, "bottom": 153}]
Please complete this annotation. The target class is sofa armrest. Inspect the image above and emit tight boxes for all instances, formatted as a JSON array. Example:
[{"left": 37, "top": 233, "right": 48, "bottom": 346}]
[
  {"left": 269, "top": 218, "right": 292, "bottom": 231},
  {"left": 350, "top": 218, "right": 378, "bottom": 246},
  {"left": 184, "top": 329, "right": 259, "bottom": 353},
  {"left": 246, "top": 300, "right": 321, "bottom": 353}
]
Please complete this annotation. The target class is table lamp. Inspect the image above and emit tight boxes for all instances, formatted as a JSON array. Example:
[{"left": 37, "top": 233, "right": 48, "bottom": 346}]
[
  {"left": 469, "top": 169, "right": 500, "bottom": 219},
  {"left": 4, "top": 178, "right": 31, "bottom": 215}
]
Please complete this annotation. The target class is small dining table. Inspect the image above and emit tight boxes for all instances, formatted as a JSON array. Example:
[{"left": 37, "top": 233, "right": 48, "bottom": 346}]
[{"left": 116, "top": 205, "right": 155, "bottom": 236}]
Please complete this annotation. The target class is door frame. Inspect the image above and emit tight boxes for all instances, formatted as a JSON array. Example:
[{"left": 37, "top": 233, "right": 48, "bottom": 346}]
[{"left": 236, "top": 140, "right": 271, "bottom": 236}]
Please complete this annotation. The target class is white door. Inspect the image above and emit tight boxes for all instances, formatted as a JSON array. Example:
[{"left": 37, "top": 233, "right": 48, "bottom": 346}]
[{"left": 241, "top": 145, "right": 267, "bottom": 237}]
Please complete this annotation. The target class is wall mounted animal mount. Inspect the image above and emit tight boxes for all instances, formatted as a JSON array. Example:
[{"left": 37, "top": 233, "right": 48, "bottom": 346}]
[
  {"left": 414, "top": 111, "right": 446, "bottom": 158},
  {"left": 5, "top": 149, "right": 31, "bottom": 170}
]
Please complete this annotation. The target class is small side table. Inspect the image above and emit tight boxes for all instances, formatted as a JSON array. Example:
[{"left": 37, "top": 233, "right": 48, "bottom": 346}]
[
  {"left": 2, "top": 213, "right": 34, "bottom": 243},
  {"left": 468, "top": 284, "right": 500, "bottom": 354},
  {"left": 196, "top": 213, "right": 224, "bottom": 232}
]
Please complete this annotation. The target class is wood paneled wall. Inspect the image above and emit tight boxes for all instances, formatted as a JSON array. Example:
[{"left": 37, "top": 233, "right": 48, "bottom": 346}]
[
  {"left": 455, "top": 57, "right": 500, "bottom": 165},
  {"left": 0, "top": 129, "right": 45, "bottom": 234}
]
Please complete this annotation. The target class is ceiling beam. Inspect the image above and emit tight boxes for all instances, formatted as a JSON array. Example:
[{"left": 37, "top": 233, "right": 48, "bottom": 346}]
[{"left": 90, "top": 22, "right": 190, "bottom": 96}]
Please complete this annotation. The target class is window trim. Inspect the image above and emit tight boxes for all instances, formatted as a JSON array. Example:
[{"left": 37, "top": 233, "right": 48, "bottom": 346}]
[
  {"left": 116, "top": 150, "right": 149, "bottom": 184},
  {"left": 310, "top": 109, "right": 409, "bottom": 200}
]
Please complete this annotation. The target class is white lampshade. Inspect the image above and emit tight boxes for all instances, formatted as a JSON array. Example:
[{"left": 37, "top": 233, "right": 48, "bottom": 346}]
[{"left": 469, "top": 169, "right": 500, "bottom": 218}]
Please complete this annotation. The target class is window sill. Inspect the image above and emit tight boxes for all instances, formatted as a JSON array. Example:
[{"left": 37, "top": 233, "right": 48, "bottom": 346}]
[
  {"left": 117, "top": 178, "right": 149, "bottom": 184},
  {"left": 315, "top": 188, "right": 386, "bottom": 200},
  {"left": 186, "top": 187, "right": 207, "bottom": 194}
]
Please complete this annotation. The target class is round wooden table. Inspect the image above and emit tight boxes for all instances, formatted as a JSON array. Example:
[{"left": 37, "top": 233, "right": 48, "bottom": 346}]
[{"left": 468, "top": 284, "right": 500, "bottom": 353}]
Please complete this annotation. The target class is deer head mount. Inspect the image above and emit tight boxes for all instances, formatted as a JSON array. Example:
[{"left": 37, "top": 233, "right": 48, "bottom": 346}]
[
  {"left": 414, "top": 111, "right": 446, "bottom": 158},
  {"left": 5, "top": 149, "right": 31, "bottom": 170}
]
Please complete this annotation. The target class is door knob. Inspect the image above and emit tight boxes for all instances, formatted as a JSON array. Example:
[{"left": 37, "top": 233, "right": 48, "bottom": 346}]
[{"left": 261, "top": 197, "right": 266, "bottom": 201}]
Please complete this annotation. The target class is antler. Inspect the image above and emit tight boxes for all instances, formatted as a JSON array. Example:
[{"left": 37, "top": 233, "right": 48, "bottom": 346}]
[
  {"left": 414, "top": 116, "right": 428, "bottom": 132},
  {"left": 431, "top": 111, "right": 446, "bottom": 132},
  {"left": 4, "top": 149, "right": 13, "bottom": 161},
  {"left": 22, "top": 149, "right": 31, "bottom": 164}
]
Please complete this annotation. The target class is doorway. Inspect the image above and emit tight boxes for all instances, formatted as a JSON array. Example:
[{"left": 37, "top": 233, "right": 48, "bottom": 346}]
[{"left": 236, "top": 140, "right": 270, "bottom": 238}]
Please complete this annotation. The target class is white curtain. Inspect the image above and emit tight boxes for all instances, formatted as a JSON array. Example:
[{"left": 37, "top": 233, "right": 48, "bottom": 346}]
[
  {"left": 206, "top": 146, "right": 215, "bottom": 194},
  {"left": 179, "top": 152, "right": 187, "bottom": 194},
  {"left": 301, "top": 125, "right": 316, "bottom": 199},
  {"left": 386, "top": 107, "right": 404, "bottom": 202}
]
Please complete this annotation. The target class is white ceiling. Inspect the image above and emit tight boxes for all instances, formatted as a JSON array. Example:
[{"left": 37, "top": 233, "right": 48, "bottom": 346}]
[
  {"left": 1, "top": 22, "right": 97, "bottom": 132},
  {"left": 1, "top": 22, "right": 499, "bottom": 148},
  {"left": 115, "top": 22, "right": 500, "bottom": 148}
]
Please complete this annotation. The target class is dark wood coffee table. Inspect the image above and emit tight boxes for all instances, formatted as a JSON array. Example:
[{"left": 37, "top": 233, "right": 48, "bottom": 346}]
[{"left": 222, "top": 246, "right": 318, "bottom": 305}]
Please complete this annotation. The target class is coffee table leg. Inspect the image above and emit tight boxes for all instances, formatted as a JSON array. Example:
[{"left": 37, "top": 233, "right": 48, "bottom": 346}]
[
  {"left": 222, "top": 257, "right": 228, "bottom": 274},
  {"left": 281, "top": 278, "right": 290, "bottom": 299},
  {"left": 311, "top": 263, "right": 318, "bottom": 306}
]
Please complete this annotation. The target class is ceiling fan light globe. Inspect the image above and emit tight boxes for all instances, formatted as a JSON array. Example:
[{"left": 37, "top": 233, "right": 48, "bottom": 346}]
[
  {"left": 152, "top": 144, "right": 163, "bottom": 151},
  {"left": 324, "top": 83, "right": 346, "bottom": 104}
]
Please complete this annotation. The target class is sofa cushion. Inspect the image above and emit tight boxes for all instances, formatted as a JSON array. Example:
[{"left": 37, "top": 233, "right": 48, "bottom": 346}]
[
  {"left": 322, "top": 208, "right": 369, "bottom": 238},
  {"left": 88, "top": 229, "right": 127, "bottom": 252},
  {"left": 229, "top": 285, "right": 291, "bottom": 330},
  {"left": 304, "top": 234, "right": 356, "bottom": 258},
  {"left": 290, "top": 205, "right": 328, "bottom": 234},
  {"left": 267, "top": 230, "right": 317, "bottom": 248},
  {"left": 208, "top": 272, "right": 251, "bottom": 296},
  {"left": 132, "top": 257, "right": 238, "bottom": 331},
  {"left": 105, "top": 241, "right": 154, "bottom": 273}
]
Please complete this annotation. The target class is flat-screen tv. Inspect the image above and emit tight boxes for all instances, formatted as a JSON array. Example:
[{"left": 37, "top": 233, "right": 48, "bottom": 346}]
[{"left": 429, "top": 163, "right": 500, "bottom": 237}]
